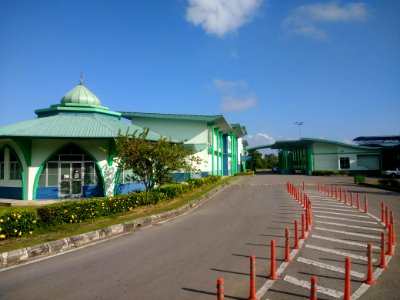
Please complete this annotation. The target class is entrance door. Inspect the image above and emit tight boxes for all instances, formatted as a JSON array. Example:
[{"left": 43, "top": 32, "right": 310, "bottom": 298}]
[{"left": 60, "top": 162, "right": 83, "bottom": 198}]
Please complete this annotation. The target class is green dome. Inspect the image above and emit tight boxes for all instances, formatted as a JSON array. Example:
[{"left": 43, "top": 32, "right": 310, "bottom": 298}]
[{"left": 60, "top": 83, "right": 101, "bottom": 106}]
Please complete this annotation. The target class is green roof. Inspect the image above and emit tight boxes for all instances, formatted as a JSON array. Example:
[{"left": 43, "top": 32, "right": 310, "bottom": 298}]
[
  {"left": 0, "top": 114, "right": 162, "bottom": 140},
  {"left": 231, "top": 124, "right": 247, "bottom": 138},
  {"left": 271, "top": 138, "right": 380, "bottom": 151},
  {"left": 121, "top": 111, "right": 233, "bottom": 133}
]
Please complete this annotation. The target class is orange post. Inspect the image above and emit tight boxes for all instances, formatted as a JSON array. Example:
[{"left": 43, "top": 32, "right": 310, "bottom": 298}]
[
  {"left": 344, "top": 257, "right": 351, "bottom": 300},
  {"left": 284, "top": 228, "right": 291, "bottom": 262},
  {"left": 248, "top": 256, "right": 258, "bottom": 300},
  {"left": 364, "top": 195, "right": 368, "bottom": 213},
  {"left": 385, "top": 206, "right": 389, "bottom": 229},
  {"left": 217, "top": 277, "right": 224, "bottom": 300},
  {"left": 379, "top": 232, "right": 388, "bottom": 269},
  {"left": 387, "top": 224, "right": 394, "bottom": 256},
  {"left": 310, "top": 276, "right": 317, "bottom": 300},
  {"left": 381, "top": 202, "right": 385, "bottom": 223},
  {"left": 390, "top": 211, "right": 396, "bottom": 245},
  {"left": 268, "top": 240, "right": 279, "bottom": 280},
  {"left": 365, "top": 244, "right": 375, "bottom": 285},
  {"left": 294, "top": 220, "right": 300, "bottom": 249},
  {"left": 350, "top": 193, "right": 354, "bottom": 207},
  {"left": 301, "top": 213, "right": 306, "bottom": 240}
]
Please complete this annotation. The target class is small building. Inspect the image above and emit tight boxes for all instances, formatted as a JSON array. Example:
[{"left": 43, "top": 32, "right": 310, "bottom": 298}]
[
  {"left": 120, "top": 112, "right": 247, "bottom": 178},
  {"left": 0, "top": 82, "right": 161, "bottom": 200},
  {"left": 271, "top": 138, "right": 381, "bottom": 175}
]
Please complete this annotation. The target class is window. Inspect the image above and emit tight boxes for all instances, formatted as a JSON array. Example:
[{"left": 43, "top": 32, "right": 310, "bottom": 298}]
[
  {"left": 340, "top": 157, "right": 350, "bottom": 169},
  {"left": 84, "top": 162, "right": 100, "bottom": 185},
  {"left": 9, "top": 151, "right": 21, "bottom": 180},
  {"left": 118, "top": 169, "right": 135, "bottom": 184}
]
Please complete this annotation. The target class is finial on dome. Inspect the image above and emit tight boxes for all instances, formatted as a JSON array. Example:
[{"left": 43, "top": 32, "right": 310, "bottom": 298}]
[{"left": 79, "top": 71, "right": 84, "bottom": 85}]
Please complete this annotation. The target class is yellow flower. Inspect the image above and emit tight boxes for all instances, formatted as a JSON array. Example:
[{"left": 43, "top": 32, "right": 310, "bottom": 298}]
[
  {"left": 17, "top": 214, "right": 21, "bottom": 219},
  {"left": 0, "top": 234, "right": 5, "bottom": 239},
  {"left": 29, "top": 231, "right": 33, "bottom": 235},
  {"left": 18, "top": 231, "right": 22, "bottom": 236},
  {"left": 32, "top": 220, "right": 37, "bottom": 224},
  {"left": 0, "top": 219, "right": 3, "bottom": 223},
  {"left": 13, "top": 229, "right": 17, "bottom": 233}
]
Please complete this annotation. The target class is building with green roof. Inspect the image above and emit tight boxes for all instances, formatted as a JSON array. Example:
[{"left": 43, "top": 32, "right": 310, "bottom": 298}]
[
  {"left": 120, "top": 112, "right": 247, "bottom": 178},
  {"left": 0, "top": 82, "right": 161, "bottom": 200},
  {"left": 269, "top": 138, "right": 381, "bottom": 175}
]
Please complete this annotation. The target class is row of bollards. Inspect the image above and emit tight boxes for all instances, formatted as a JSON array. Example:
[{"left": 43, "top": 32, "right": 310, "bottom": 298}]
[{"left": 216, "top": 181, "right": 395, "bottom": 300}]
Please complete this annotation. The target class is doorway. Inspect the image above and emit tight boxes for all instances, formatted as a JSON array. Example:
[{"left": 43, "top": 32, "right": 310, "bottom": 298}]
[{"left": 60, "top": 162, "right": 83, "bottom": 197}]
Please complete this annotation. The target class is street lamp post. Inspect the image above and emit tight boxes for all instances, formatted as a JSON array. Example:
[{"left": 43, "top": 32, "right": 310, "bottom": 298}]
[{"left": 294, "top": 121, "right": 304, "bottom": 139}]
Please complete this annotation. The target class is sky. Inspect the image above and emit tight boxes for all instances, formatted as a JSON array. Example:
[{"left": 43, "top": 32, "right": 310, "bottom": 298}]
[{"left": 0, "top": 0, "right": 399, "bottom": 149}]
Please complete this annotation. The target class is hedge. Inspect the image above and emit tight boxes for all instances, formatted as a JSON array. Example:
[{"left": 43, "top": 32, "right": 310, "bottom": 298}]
[{"left": 0, "top": 175, "right": 221, "bottom": 240}]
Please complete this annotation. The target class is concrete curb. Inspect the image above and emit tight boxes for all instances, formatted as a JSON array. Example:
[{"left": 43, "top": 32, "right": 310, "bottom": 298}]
[{"left": 0, "top": 182, "right": 230, "bottom": 269}]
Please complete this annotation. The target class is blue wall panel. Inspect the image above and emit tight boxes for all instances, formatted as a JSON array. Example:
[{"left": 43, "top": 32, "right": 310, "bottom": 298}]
[
  {"left": 117, "top": 182, "right": 146, "bottom": 195},
  {"left": 0, "top": 187, "right": 23, "bottom": 200}
]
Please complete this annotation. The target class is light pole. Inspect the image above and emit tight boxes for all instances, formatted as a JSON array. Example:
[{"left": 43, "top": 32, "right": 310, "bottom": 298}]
[{"left": 294, "top": 121, "right": 304, "bottom": 139}]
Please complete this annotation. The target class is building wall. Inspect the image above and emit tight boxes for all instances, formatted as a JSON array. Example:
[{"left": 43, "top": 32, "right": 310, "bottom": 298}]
[{"left": 313, "top": 142, "right": 380, "bottom": 172}]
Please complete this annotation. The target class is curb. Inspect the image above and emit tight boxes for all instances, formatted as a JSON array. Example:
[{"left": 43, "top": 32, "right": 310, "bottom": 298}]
[{"left": 0, "top": 182, "right": 230, "bottom": 269}]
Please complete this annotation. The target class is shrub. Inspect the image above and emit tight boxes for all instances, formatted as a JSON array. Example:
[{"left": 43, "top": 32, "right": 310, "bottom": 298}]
[
  {"left": 0, "top": 209, "right": 38, "bottom": 239},
  {"left": 354, "top": 175, "right": 365, "bottom": 184},
  {"left": 234, "top": 171, "right": 254, "bottom": 176},
  {"left": 378, "top": 178, "right": 400, "bottom": 187},
  {"left": 312, "top": 170, "right": 335, "bottom": 176}
]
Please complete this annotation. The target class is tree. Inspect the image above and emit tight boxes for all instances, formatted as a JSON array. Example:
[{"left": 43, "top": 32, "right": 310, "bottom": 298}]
[
  {"left": 264, "top": 153, "right": 278, "bottom": 169},
  {"left": 114, "top": 129, "right": 197, "bottom": 191}
]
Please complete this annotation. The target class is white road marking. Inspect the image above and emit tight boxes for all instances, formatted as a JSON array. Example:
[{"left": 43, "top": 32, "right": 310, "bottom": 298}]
[
  {"left": 284, "top": 275, "right": 344, "bottom": 299},
  {"left": 305, "top": 244, "right": 376, "bottom": 262},
  {"left": 315, "top": 227, "right": 381, "bottom": 240},
  {"left": 312, "top": 234, "right": 380, "bottom": 250},
  {"left": 313, "top": 207, "right": 362, "bottom": 212},
  {"left": 297, "top": 256, "right": 365, "bottom": 278},
  {"left": 314, "top": 215, "right": 378, "bottom": 225},
  {"left": 313, "top": 211, "right": 370, "bottom": 218},
  {"left": 311, "top": 203, "right": 351, "bottom": 208},
  {"left": 315, "top": 221, "right": 384, "bottom": 232}
]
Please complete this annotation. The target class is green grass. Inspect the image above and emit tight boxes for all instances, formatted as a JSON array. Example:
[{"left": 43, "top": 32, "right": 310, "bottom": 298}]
[{"left": 0, "top": 177, "right": 234, "bottom": 253}]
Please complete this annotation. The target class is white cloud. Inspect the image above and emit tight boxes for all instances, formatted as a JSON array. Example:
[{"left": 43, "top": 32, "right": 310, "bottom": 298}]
[
  {"left": 246, "top": 133, "right": 275, "bottom": 146},
  {"left": 213, "top": 78, "right": 247, "bottom": 91},
  {"left": 186, "top": 0, "right": 263, "bottom": 36},
  {"left": 283, "top": 1, "right": 368, "bottom": 40},
  {"left": 220, "top": 95, "right": 257, "bottom": 112}
]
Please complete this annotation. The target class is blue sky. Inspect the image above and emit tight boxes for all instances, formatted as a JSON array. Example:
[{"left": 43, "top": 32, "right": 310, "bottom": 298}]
[{"left": 0, "top": 0, "right": 399, "bottom": 148}]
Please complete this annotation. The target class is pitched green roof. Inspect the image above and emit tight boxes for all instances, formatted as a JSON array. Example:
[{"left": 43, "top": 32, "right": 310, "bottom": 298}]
[
  {"left": 270, "top": 138, "right": 380, "bottom": 151},
  {"left": 231, "top": 124, "right": 247, "bottom": 138},
  {"left": 121, "top": 111, "right": 233, "bottom": 133},
  {"left": 0, "top": 114, "right": 161, "bottom": 140}
]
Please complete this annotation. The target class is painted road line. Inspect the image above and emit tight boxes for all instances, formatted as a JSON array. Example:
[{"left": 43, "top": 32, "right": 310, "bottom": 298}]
[
  {"left": 312, "top": 234, "right": 381, "bottom": 250},
  {"left": 311, "top": 203, "right": 351, "bottom": 208},
  {"left": 314, "top": 215, "right": 379, "bottom": 225},
  {"left": 315, "top": 221, "right": 384, "bottom": 232},
  {"left": 315, "top": 227, "right": 381, "bottom": 240},
  {"left": 297, "top": 256, "right": 365, "bottom": 278},
  {"left": 306, "top": 244, "right": 376, "bottom": 262},
  {"left": 284, "top": 275, "right": 343, "bottom": 299},
  {"left": 313, "top": 211, "right": 370, "bottom": 218},
  {"left": 312, "top": 207, "right": 362, "bottom": 213}
]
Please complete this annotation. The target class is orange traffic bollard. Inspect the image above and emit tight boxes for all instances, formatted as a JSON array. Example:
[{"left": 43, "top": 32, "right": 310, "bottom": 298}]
[
  {"left": 343, "top": 257, "right": 351, "bottom": 300},
  {"left": 387, "top": 224, "right": 394, "bottom": 256},
  {"left": 364, "top": 195, "right": 368, "bottom": 213},
  {"left": 365, "top": 244, "right": 375, "bottom": 285},
  {"left": 217, "top": 277, "right": 224, "bottom": 300},
  {"left": 284, "top": 228, "right": 291, "bottom": 263},
  {"left": 310, "top": 276, "right": 318, "bottom": 300},
  {"left": 248, "top": 256, "right": 258, "bottom": 300},
  {"left": 268, "top": 240, "right": 279, "bottom": 280},
  {"left": 301, "top": 213, "right": 306, "bottom": 240},
  {"left": 379, "top": 232, "right": 388, "bottom": 269}
]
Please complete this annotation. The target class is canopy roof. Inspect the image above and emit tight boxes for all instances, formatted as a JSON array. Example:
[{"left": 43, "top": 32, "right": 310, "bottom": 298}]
[{"left": 121, "top": 111, "right": 233, "bottom": 134}]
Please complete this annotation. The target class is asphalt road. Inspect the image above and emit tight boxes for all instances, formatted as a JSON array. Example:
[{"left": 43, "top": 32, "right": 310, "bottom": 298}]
[{"left": 0, "top": 174, "right": 398, "bottom": 300}]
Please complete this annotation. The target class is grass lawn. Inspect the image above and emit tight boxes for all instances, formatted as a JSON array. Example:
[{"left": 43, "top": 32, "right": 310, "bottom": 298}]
[{"left": 0, "top": 177, "right": 234, "bottom": 253}]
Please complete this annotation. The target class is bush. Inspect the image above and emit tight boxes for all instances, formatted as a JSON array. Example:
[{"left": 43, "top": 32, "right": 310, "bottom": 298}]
[
  {"left": 234, "top": 171, "right": 254, "bottom": 176},
  {"left": 378, "top": 178, "right": 400, "bottom": 187},
  {"left": 0, "top": 209, "right": 38, "bottom": 239},
  {"left": 354, "top": 175, "right": 366, "bottom": 184},
  {"left": 312, "top": 170, "right": 335, "bottom": 176},
  {"left": 3, "top": 175, "right": 223, "bottom": 240}
]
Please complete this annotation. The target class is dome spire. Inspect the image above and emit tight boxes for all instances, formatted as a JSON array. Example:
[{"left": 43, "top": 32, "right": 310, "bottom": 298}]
[{"left": 79, "top": 71, "right": 84, "bottom": 85}]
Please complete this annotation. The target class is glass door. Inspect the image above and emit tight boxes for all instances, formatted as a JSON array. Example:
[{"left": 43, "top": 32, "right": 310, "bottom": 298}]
[{"left": 60, "top": 162, "right": 83, "bottom": 198}]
